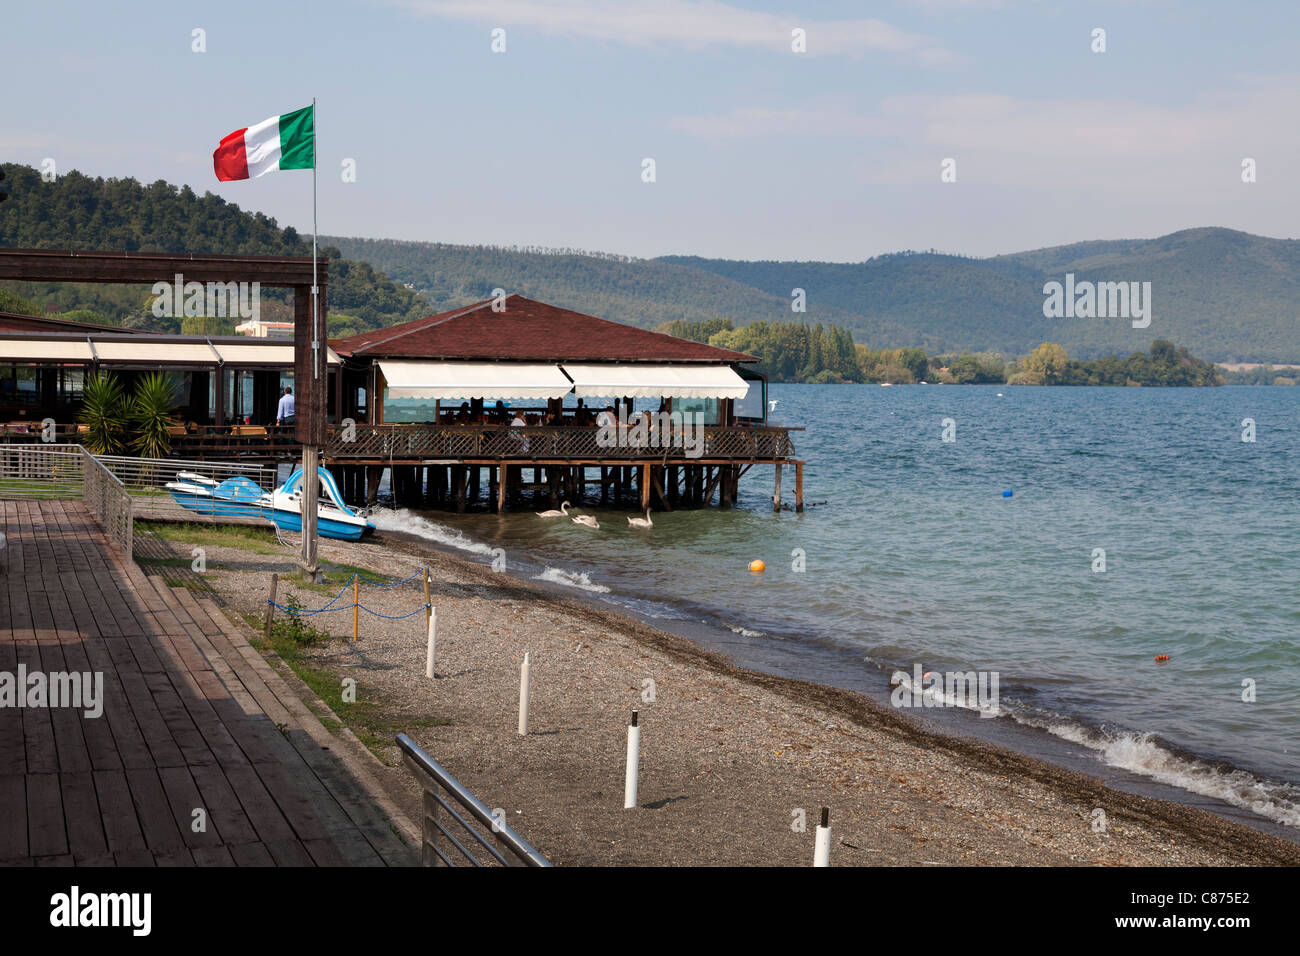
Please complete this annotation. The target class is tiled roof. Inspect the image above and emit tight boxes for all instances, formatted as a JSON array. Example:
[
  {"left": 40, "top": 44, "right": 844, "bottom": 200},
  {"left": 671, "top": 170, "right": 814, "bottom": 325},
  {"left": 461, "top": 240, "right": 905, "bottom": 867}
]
[
  {"left": 336, "top": 294, "right": 755, "bottom": 364},
  {"left": 0, "top": 310, "right": 145, "bottom": 334}
]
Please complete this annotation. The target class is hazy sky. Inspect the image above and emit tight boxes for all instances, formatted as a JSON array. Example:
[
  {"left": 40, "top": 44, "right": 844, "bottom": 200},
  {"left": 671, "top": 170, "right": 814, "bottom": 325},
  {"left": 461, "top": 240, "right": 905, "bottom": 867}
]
[{"left": 4, "top": 0, "right": 1298, "bottom": 261}]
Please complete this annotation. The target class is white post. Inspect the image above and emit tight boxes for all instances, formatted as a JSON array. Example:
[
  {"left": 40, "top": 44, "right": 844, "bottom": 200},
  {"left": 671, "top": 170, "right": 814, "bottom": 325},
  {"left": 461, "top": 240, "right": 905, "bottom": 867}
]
[
  {"left": 813, "top": 807, "right": 831, "bottom": 867},
  {"left": 518, "top": 652, "right": 531, "bottom": 735},
  {"left": 624, "top": 710, "right": 640, "bottom": 809},
  {"left": 425, "top": 607, "right": 437, "bottom": 679}
]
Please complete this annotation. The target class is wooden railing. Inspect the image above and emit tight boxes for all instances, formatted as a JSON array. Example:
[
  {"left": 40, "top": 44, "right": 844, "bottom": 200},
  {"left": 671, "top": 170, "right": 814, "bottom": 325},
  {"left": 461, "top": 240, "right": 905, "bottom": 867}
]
[
  {"left": 324, "top": 423, "right": 798, "bottom": 461},
  {"left": 2, "top": 422, "right": 800, "bottom": 464}
]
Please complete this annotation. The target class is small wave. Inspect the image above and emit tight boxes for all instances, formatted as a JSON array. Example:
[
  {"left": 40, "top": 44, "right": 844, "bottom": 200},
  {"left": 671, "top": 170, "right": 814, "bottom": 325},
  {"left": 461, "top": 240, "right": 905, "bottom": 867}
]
[
  {"left": 889, "top": 670, "right": 1000, "bottom": 717},
  {"left": 727, "top": 623, "right": 765, "bottom": 638},
  {"left": 368, "top": 508, "right": 499, "bottom": 558},
  {"left": 1010, "top": 712, "right": 1300, "bottom": 827},
  {"left": 533, "top": 567, "right": 611, "bottom": 593}
]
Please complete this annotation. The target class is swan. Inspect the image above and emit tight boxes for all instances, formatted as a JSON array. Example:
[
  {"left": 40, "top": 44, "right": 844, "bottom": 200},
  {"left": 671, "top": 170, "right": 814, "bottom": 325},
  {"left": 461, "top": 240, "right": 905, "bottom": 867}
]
[
  {"left": 627, "top": 508, "right": 653, "bottom": 528},
  {"left": 572, "top": 514, "right": 600, "bottom": 529},
  {"left": 537, "top": 501, "right": 571, "bottom": 518}
]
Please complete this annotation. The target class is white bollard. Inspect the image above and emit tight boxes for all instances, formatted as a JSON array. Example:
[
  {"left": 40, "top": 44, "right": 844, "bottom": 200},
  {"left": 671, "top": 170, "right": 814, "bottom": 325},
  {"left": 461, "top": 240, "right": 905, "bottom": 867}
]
[
  {"left": 425, "top": 607, "right": 437, "bottom": 679},
  {"left": 624, "top": 710, "right": 640, "bottom": 809},
  {"left": 518, "top": 652, "right": 531, "bottom": 735},
  {"left": 813, "top": 807, "right": 831, "bottom": 867}
]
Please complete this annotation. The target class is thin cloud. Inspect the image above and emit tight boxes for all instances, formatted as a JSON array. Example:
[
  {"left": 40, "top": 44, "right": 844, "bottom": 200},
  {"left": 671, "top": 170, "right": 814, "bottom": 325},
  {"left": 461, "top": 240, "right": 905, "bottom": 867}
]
[
  {"left": 669, "top": 77, "right": 1300, "bottom": 192},
  {"left": 392, "top": 0, "right": 956, "bottom": 62}
]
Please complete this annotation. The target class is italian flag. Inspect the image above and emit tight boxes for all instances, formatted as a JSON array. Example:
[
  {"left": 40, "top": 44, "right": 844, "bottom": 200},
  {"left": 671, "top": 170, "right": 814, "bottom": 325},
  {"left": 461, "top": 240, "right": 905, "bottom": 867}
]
[{"left": 213, "top": 105, "right": 314, "bottom": 181}]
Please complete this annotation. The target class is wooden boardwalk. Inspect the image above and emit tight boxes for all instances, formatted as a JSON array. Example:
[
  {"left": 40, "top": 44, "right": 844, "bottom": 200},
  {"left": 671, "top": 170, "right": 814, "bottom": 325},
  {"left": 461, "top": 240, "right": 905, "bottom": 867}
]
[{"left": 0, "top": 499, "right": 415, "bottom": 866}]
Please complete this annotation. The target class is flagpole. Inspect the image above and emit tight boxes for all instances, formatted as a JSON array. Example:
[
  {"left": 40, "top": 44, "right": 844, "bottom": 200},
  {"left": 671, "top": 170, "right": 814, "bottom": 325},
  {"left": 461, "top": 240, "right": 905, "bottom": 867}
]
[
  {"left": 301, "top": 96, "right": 320, "bottom": 581},
  {"left": 312, "top": 95, "right": 319, "bottom": 381}
]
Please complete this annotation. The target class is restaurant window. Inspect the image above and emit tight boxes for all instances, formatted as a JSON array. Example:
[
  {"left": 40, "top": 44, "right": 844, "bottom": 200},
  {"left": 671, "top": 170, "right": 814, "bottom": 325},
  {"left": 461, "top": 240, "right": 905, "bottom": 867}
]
[
  {"left": 733, "top": 369, "right": 767, "bottom": 423},
  {"left": 673, "top": 396, "right": 720, "bottom": 426}
]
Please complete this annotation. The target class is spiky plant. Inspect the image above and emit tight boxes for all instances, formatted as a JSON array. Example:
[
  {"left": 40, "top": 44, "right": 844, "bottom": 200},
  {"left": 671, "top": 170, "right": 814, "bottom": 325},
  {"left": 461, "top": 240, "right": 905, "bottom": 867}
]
[
  {"left": 129, "top": 372, "right": 179, "bottom": 459},
  {"left": 77, "top": 372, "right": 129, "bottom": 455}
]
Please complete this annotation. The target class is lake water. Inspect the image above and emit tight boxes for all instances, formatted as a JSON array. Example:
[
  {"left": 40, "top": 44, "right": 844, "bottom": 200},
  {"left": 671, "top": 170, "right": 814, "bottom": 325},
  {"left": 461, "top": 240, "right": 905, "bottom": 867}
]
[{"left": 370, "top": 384, "right": 1300, "bottom": 832}]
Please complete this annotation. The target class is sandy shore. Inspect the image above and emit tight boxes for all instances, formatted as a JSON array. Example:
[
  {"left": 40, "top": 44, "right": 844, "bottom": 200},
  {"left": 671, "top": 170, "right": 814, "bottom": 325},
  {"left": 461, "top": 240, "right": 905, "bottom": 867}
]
[{"left": 150, "top": 523, "right": 1300, "bottom": 867}]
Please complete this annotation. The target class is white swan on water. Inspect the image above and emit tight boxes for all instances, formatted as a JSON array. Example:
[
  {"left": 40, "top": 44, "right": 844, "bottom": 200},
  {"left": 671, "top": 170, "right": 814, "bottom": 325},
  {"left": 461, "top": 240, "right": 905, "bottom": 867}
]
[
  {"left": 627, "top": 508, "right": 653, "bottom": 528},
  {"left": 537, "top": 501, "right": 571, "bottom": 518},
  {"left": 572, "top": 514, "right": 600, "bottom": 529}
]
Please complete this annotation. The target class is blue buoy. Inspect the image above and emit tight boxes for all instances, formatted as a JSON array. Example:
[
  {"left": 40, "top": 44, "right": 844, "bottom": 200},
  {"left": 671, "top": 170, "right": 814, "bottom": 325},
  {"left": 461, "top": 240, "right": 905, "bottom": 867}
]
[{"left": 1002, "top": 489, "right": 1013, "bottom": 498}]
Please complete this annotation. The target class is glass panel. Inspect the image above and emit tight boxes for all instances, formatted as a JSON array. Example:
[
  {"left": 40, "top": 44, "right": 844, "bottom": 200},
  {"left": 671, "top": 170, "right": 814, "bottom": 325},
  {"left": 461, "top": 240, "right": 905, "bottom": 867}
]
[
  {"left": 673, "top": 396, "right": 720, "bottom": 426},
  {"left": 733, "top": 378, "right": 765, "bottom": 421}
]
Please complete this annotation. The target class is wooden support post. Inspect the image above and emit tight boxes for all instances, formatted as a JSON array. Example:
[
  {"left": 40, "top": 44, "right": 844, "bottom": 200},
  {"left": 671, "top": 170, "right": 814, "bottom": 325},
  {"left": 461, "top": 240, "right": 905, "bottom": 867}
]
[
  {"left": 640, "top": 463, "right": 651, "bottom": 512},
  {"left": 423, "top": 568, "right": 432, "bottom": 629},
  {"left": 702, "top": 466, "right": 722, "bottom": 507},
  {"left": 301, "top": 445, "right": 321, "bottom": 579},
  {"left": 650, "top": 468, "right": 672, "bottom": 511},
  {"left": 264, "top": 573, "right": 278, "bottom": 640},
  {"left": 773, "top": 464, "right": 782, "bottom": 512},
  {"left": 456, "top": 466, "right": 467, "bottom": 513},
  {"left": 795, "top": 462, "right": 804, "bottom": 512},
  {"left": 498, "top": 463, "right": 508, "bottom": 512}
]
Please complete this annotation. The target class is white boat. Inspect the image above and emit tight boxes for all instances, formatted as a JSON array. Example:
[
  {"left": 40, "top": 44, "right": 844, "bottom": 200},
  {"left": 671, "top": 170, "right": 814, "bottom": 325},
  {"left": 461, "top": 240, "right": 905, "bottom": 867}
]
[{"left": 164, "top": 466, "right": 373, "bottom": 541}]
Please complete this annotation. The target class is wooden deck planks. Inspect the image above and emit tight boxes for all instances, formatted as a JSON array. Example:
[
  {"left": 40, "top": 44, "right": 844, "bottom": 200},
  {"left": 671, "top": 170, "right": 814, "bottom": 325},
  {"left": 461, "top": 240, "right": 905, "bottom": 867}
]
[{"left": 0, "top": 499, "right": 413, "bottom": 867}]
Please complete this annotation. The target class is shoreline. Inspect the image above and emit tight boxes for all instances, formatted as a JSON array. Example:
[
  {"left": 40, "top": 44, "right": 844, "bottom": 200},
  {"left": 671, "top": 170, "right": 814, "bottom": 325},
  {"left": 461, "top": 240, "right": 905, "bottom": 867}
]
[
  {"left": 178, "top": 519, "right": 1300, "bottom": 866},
  {"left": 372, "top": 508, "right": 1300, "bottom": 842},
  {"left": 387, "top": 530, "right": 1300, "bottom": 859}
]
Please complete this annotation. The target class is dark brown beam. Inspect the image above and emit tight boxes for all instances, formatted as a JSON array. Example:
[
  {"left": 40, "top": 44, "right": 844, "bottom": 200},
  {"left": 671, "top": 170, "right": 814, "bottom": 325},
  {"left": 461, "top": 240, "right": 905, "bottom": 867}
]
[{"left": 0, "top": 248, "right": 323, "bottom": 287}]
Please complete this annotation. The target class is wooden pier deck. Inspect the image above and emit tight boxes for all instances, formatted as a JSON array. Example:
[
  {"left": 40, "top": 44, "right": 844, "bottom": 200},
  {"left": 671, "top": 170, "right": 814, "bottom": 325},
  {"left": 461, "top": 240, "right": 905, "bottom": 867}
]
[{"left": 0, "top": 499, "right": 415, "bottom": 866}]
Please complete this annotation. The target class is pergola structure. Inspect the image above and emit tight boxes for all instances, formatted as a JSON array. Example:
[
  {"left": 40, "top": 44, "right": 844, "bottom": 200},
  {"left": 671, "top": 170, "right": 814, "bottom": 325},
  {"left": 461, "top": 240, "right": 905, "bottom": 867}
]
[{"left": 0, "top": 247, "right": 327, "bottom": 573}]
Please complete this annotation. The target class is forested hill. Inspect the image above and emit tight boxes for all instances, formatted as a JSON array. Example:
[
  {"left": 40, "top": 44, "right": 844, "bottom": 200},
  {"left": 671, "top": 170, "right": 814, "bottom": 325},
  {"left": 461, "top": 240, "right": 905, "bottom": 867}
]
[
  {"left": 329, "top": 229, "right": 1300, "bottom": 362},
  {"left": 322, "top": 236, "right": 934, "bottom": 350},
  {"left": 3, "top": 162, "right": 1294, "bottom": 363},
  {"left": 662, "top": 228, "right": 1300, "bottom": 363},
  {"left": 0, "top": 163, "right": 427, "bottom": 335}
]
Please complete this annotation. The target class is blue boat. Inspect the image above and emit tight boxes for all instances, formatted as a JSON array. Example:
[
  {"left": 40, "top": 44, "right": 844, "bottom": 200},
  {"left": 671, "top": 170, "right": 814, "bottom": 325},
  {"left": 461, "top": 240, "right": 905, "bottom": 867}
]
[
  {"left": 163, "top": 467, "right": 374, "bottom": 541},
  {"left": 265, "top": 467, "right": 373, "bottom": 542}
]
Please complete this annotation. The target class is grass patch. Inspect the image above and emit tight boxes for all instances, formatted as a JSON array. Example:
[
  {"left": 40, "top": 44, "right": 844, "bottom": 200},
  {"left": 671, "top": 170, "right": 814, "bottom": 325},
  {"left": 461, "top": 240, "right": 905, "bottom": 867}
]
[
  {"left": 135, "top": 519, "right": 281, "bottom": 555},
  {"left": 160, "top": 574, "right": 214, "bottom": 593},
  {"left": 137, "top": 555, "right": 202, "bottom": 569},
  {"left": 0, "top": 479, "right": 81, "bottom": 498},
  {"left": 284, "top": 562, "right": 389, "bottom": 596},
  {"left": 242, "top": 602, "right": 449, "bottom": 762}
]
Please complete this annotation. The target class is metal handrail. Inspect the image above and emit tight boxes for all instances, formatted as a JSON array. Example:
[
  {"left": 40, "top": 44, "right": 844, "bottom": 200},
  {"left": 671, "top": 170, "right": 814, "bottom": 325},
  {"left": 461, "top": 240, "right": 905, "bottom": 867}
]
[
  {"left": 81, "top": 447, "right": 134, "bottom": 556},
  {"left": 396, "top": 733, "right": 553, "bottom": 868}
]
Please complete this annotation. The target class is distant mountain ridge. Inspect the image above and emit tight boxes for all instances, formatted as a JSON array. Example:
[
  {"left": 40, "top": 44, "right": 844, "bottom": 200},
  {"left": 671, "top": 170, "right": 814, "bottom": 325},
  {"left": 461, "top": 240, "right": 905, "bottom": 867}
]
[
  {"left": 330, "top": 228, "right": 1300, "bottom": 362},
  {"left": 0, "top": 163, "right": 1290, "bottom": 361}
]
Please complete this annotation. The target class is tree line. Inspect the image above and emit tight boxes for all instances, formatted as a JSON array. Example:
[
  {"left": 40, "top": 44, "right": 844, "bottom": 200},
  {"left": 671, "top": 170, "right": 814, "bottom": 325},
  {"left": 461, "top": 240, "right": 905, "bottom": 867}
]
[
  {"left": 658, "top": 317, "right": 1223, "bottom": 387},
  {"left": 0, "top": 164, "right": 428, "bottom": 335}
]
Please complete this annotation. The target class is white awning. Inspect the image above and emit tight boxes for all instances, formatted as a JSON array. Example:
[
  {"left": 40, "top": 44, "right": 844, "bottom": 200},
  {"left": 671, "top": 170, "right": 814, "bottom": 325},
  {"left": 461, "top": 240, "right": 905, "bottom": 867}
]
[
  {"left": 0, "top": 335, "right": 338, "bottom": 366},
  {"left": 92, "top": 340, "right": 222, "bottom": 364},
  {"left": 209, "top": 342, "right": 340, "bottom": 366},
  {"left": 0, "top": 339, "right": 94, "bottom": 362},
  {"left": 378, "top": 361, "right": 574, "bottom": 401},
  {"left": 561, "top": 364, "right": 750, "bottom": 399}
]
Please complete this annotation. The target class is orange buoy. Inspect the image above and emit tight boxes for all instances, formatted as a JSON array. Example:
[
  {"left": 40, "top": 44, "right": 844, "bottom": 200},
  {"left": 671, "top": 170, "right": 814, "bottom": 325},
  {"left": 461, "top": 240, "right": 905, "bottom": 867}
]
[
  {"left": 1155, "top": 654, "right": 1170, "bottom": 663},
  {"left": 749, "top": 559, "right": 765, "bottom": 573}
]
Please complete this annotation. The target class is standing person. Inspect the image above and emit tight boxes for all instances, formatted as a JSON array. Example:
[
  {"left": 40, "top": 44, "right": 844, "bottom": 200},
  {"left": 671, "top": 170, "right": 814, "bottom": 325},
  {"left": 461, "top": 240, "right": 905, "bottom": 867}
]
[{"left": 276, "top": 387, "right": 295, "bottom": 427}]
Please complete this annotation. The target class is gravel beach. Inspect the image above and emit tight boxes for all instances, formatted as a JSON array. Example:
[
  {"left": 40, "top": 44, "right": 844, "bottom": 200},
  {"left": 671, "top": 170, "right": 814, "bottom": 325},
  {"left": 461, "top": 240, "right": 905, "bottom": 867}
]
[{"left": 163, "top": 525, "right": 1300, "bottom": 867}]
